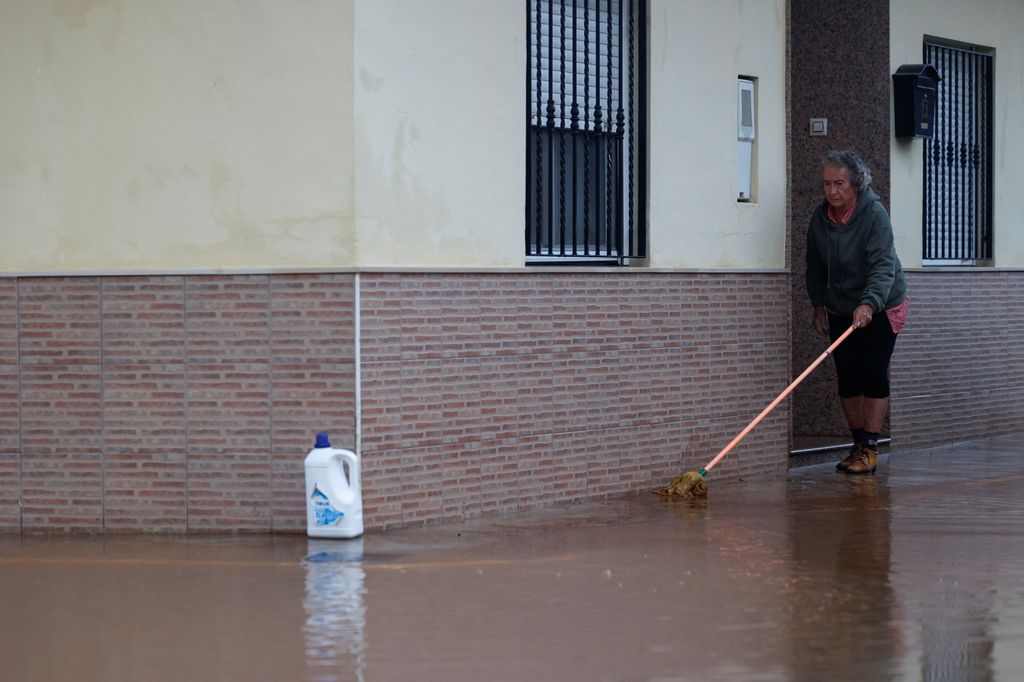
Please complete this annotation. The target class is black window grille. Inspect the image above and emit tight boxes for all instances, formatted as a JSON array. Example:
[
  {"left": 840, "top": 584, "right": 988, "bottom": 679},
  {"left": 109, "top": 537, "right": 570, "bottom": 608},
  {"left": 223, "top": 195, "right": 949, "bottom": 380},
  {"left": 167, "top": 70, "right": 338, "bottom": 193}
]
[
  {"left": 526, "top": 0, "right": 647, "bottom": 263},
  {"left": 923, "top": 40, "right": 994, "bottom": 265}
]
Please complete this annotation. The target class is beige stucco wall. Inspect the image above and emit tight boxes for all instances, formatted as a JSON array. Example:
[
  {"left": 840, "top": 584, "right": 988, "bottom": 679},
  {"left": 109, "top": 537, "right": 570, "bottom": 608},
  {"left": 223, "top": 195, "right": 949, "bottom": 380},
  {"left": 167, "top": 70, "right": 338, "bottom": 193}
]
[
  {"left": 647, "top": 0, "right": 788, "bottom": 269},
  {"left": 890, "top": 0, "right": 1024, "bottom": 267},
  {"left": 2, "top": 1, "right": 788, "bottom": 273},
  {"left": 355, "top": 0, "right": 789, "bottom": 270},
  {"left": 352, "top": 0, "right": 524, "bottom": 268},
  {"left": 0, "top": 0, "right": 355, "bottom": 273}
]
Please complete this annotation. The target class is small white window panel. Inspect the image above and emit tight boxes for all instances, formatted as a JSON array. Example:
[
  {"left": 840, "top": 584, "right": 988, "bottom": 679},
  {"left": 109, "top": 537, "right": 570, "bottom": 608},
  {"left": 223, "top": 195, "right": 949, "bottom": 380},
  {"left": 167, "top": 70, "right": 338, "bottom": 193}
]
[{"left": 737, "top": 78, "right": 756, "bottom": 202}]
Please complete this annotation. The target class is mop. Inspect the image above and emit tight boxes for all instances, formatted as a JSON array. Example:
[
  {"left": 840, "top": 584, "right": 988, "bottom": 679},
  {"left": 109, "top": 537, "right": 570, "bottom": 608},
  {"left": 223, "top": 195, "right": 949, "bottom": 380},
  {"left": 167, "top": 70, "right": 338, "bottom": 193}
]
[{"left": 656, "top": 324, "right": 857, "bottom": 498}]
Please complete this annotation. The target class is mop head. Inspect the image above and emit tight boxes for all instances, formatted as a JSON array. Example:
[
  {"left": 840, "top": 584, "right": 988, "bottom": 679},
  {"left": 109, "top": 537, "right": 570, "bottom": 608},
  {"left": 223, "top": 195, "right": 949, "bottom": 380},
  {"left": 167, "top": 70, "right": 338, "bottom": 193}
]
[{"left": 654, "top": 471, "right": 708, "bottom": 498}]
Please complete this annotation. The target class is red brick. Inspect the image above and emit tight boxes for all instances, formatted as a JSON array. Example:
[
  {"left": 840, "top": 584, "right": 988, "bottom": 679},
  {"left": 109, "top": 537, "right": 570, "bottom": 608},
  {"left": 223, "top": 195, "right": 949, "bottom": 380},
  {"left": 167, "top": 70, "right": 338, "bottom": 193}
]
[
  {"left": 0, "top": 450, "right": 19, "bottom": 532},
  {"left": 0, "top": 271, "right": 803, "bottom": 533},
  {"left": 21, "top": 450, "right": 103, "bottom": 532},
  {"left": 891, "top": 271, "right": 1024, "bottom": 449}
]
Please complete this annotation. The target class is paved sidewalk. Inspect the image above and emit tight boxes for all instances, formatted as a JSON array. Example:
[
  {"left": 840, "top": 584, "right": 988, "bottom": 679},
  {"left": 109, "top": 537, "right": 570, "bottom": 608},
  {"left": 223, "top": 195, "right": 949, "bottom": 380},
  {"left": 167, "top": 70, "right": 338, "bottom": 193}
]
[{"left": 2, "top": 436, "right": 1023, "bottom": 681}]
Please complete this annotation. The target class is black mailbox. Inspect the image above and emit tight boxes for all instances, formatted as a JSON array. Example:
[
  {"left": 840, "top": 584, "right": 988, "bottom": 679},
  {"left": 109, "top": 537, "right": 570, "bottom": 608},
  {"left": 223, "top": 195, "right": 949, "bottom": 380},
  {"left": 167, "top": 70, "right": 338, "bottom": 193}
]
[{"left": 892, "top": 64, "right": 941, "bottom": 139}]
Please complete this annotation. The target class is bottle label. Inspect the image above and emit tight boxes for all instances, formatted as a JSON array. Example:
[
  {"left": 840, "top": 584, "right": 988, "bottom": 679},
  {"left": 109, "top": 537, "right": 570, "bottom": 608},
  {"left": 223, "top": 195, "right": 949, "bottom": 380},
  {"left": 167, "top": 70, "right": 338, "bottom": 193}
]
[{"left": 311, "top": 485, "right": 345, "bottom": 526}]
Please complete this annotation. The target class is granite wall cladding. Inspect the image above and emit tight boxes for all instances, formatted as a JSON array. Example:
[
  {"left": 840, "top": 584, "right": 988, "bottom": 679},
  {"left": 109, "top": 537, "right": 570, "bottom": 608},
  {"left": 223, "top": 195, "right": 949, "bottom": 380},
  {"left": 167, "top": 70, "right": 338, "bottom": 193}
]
[
  {"left": 0, "top": 271, "right": 791, "bottom": 533},
  {"left": 788, "top": 0, "right": 892, "bottom": 439}
]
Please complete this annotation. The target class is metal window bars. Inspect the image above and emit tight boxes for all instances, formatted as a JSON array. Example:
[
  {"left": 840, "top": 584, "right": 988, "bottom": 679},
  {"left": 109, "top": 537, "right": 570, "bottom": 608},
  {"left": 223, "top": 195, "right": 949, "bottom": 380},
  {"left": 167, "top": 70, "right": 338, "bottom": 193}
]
[
  {"left": 922, "top": 41, "right": 993, "bottom": 265},
  {"left": 526, "top": 0, "right": 646, "bottom": 263}
]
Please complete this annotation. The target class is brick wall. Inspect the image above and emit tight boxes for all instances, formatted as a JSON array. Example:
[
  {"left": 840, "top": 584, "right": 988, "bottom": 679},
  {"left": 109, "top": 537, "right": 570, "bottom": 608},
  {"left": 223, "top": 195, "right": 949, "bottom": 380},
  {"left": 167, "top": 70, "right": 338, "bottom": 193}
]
[
  {"left": 4, "top": 267, "right": 1009, "bottom": 532},
  {"left": 890, "top": 270, "right": 1024, "bottom": 449},
  {"left": 0, "top": 271, "right": 791, "bottom": 533},
  {"left": 0, "top": 279, "right": 20, "bottom": 532},
  {"left": 359, "top": 272, "right": 792, "bottom": 529},
  {"left": 19, "top": 278, "right": 104, "bottom": 532},
  {"left": 0, "top": 274, "right": 356, "bottom": 533},
  {"left": 101, "top": 276, "right": 188, "bottom": 532}
]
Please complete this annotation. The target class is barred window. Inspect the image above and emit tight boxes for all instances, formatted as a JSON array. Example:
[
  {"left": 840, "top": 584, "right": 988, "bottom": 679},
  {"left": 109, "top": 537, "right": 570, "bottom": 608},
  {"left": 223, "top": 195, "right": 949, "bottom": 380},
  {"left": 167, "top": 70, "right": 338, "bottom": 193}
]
[
  {"left": 923, "top": 39, "right": 994, "bottom": 266},
  {"left": 526, "top": 0, "right": 647, "bottom": 264}
]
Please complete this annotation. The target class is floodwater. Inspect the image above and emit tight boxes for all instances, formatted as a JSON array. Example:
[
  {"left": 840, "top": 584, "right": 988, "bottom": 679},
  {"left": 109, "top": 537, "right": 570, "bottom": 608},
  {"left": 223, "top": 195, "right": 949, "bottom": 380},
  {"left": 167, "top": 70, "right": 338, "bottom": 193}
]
[{"left": 2, "top": 438, "right": 1024, "bottom": 682}]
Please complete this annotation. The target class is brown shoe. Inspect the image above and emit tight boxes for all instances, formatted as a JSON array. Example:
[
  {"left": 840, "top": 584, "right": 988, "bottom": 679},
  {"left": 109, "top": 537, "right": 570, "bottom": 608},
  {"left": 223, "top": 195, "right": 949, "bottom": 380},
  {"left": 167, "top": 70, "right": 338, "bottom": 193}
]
[
  {"left": 835, "top": 444, "right": 863, "bottom": 471},
  {"left": 845, "top": 447, "right": 878, "bottom": 475}
]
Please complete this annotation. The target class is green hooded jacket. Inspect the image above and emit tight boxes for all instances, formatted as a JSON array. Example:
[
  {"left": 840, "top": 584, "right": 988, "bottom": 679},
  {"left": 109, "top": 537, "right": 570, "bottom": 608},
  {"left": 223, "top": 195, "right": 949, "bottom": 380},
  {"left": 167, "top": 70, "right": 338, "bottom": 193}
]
[{"left": 805, "top": 186, "right": 907, "bottom": 318}]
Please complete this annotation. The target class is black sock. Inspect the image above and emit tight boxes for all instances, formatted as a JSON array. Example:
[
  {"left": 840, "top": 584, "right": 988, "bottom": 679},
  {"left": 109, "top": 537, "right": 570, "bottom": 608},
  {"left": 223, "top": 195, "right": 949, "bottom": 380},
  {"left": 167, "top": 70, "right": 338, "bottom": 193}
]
[
  {"left": 851, "top": 428, "right": 866, "bottom": 446},
  {"left": 864, "top": 432, "right": 880, "bottom": 450}
]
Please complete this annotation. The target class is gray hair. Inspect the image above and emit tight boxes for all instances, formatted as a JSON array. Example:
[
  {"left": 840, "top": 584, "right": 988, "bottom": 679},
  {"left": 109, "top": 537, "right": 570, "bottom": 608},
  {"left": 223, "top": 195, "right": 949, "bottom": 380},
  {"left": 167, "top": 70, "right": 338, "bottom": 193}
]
[{"left": 821, "top": 150, "right": 873, "bottom": 190}]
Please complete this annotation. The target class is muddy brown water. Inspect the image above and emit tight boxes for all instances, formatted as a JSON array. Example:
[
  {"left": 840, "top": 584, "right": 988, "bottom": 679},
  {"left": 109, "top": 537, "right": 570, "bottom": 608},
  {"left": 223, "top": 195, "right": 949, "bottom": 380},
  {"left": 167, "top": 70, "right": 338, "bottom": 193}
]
[{"left": 2, "top": 439, "right": 1023, "bottom": 681}]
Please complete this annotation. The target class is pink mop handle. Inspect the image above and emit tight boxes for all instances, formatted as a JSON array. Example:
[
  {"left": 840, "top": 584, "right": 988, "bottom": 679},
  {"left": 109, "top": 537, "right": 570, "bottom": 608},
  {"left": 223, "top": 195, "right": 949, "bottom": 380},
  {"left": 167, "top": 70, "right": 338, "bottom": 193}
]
[{"left": 702, "top": 324, "right": 856, "bottom": 475}]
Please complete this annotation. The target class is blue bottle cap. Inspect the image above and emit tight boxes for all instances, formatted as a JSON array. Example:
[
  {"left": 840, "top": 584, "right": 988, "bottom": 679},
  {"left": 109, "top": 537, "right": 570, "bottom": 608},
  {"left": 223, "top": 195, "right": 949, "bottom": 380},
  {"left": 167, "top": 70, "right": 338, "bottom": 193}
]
[{"left": 315, "top": 432, "right": 331, "bottom": 448}]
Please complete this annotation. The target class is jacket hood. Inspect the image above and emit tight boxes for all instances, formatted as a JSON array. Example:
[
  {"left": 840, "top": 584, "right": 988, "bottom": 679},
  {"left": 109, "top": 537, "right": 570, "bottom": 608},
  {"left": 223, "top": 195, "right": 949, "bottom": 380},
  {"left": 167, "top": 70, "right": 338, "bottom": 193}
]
[
  {"left": 817, "top": 186, "right": 881, "bottom": 226},
  {"left": 805, "top": 184, "right": 907, "bottom": 317}
]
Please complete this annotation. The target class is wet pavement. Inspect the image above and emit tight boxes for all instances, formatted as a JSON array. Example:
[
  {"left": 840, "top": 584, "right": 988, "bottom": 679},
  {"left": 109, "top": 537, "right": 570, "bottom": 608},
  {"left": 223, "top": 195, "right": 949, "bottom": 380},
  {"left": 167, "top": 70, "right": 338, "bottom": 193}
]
[{"left": 2, "top": 436, "right": 1023, "bottom": 682}]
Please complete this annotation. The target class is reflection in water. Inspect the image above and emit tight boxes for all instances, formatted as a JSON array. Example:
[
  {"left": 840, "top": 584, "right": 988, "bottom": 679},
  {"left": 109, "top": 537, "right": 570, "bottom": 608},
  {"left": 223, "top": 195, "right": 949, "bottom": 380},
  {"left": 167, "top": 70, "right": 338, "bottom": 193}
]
[
  {"left": 893, "top": 457, "right": 1001, "bottom": 682},
  {"left": 785, "top": 474, "right": 898, "bottom": 681},
  {"left": 303, "top": 539, "right": 367, "bottom": 682},
  {"left": 919, "top": 586, "right": 995, "bottom": 682}
]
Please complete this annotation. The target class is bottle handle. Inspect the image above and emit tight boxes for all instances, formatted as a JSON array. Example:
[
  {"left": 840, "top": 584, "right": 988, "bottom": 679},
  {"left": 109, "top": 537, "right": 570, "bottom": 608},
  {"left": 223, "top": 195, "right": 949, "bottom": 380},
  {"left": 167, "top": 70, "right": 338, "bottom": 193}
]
[{"left": 334, "top": 449, "right": 360, "bottom": 491}]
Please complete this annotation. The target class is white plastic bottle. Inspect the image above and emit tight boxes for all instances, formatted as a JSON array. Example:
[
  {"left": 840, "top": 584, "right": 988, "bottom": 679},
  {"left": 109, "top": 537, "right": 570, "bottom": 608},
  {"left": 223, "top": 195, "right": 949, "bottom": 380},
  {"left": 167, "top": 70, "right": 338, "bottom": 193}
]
[{"left": 304, "top": 433, "right": 364, "bottom": 538}]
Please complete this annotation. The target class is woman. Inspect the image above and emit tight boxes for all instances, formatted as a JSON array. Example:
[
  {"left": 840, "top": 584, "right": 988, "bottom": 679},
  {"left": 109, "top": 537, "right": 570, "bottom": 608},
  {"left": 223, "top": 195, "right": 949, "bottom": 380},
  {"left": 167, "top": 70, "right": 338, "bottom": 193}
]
[{"left": 805, "top": 150, "right": 908, "bottom": 475}]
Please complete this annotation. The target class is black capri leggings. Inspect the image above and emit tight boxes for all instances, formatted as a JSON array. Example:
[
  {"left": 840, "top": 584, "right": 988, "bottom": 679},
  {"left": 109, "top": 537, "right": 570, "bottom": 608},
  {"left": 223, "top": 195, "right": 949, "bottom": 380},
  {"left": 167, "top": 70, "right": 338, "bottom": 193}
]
[{"left": 827, "top": 310, "right": 898, "bottom": 399}]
